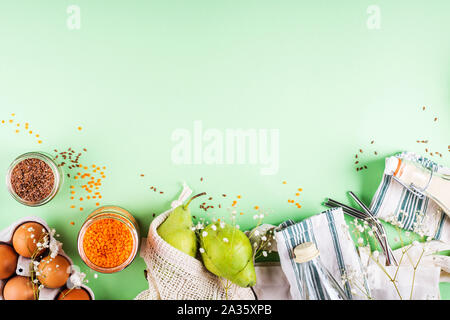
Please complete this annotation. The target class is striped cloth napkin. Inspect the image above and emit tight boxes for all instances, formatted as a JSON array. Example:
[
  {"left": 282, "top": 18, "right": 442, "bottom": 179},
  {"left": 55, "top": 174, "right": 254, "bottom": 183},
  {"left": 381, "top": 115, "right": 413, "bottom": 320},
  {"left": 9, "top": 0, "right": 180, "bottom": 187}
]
[
  {"left": 275, "top": 207, "right": 370, "bottom": 300},
  {"left": 370, "top": 152, "right": 450, "bottom": 243}
]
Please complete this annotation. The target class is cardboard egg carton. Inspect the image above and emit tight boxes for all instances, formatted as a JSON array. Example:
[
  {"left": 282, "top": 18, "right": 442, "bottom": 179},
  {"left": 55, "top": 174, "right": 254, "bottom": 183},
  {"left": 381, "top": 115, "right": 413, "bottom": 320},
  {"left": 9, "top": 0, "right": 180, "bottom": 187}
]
[{"left": 0, "top": 216, "right": 94, "bottom": 300}]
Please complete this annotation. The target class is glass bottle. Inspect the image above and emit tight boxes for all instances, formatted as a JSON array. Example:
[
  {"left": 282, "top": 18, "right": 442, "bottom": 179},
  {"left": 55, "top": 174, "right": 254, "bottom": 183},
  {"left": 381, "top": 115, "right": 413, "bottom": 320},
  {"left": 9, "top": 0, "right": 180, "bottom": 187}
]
[
  {"left": 386, "top": 157, "right": 450, "bottom": 217},
  {"left": 294, "top": 242, "right": 348, "bottom": 300}
]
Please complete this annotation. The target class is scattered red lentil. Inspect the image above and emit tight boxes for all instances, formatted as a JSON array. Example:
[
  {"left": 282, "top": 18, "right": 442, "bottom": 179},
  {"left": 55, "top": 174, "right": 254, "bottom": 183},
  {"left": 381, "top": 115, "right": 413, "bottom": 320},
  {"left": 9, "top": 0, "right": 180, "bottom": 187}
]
[
  {"left": 0, "top": 113, "right": 43, "bottom": 144},
  {"left": 53, "top": 147, "right": 107, "bottom": 210}
]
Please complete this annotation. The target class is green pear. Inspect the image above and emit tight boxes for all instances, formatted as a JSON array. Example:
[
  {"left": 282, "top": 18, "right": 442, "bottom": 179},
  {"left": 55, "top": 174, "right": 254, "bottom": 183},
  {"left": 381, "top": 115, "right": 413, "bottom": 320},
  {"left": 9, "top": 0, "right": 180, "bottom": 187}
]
[
  {"left": 157, "top": 193, "right": 205, "bottom": 257},
  {"left": 200, "top": 222, "right": 256, "bottom": 287}
]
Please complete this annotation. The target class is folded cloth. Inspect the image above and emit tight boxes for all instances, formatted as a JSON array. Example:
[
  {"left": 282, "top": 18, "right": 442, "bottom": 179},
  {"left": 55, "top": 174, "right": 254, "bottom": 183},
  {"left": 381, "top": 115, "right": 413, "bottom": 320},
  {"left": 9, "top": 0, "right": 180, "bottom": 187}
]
[
  {"left": 252, "top": 263, "right": 292, "bottom": 300},
  {"left": 358, "top": 241, "right": 446, "bottom": 299},
  {"left": 275, "top": 208, "right": 370, "bottom": 300},
  {"left": 370, "top": 152, "right": 450, "bottom": 243}
]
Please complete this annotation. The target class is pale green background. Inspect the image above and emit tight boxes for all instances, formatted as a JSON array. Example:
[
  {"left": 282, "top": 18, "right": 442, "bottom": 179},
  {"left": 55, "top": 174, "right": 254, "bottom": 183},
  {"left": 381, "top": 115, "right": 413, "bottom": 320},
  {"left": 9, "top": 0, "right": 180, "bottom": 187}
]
[{"left": 0, "top": 1, "right": 449, "bottom": 299}]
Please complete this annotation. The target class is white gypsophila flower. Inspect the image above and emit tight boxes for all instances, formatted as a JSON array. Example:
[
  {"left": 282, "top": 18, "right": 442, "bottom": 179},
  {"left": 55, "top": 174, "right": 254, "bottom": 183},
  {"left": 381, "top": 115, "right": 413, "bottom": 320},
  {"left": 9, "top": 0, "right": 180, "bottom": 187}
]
[
  {"left": 190, "top": 227, "right": 196, "bottom": 231},
  {"left": 253, "top": 215, "right": 258, "bottom": 220},
  {"left": 357, "top": 238, "right": 364, "bottom": 245},
  {"left": 220, "top": 222, "right": 225, "bottom": 229},
  {"left": 261, "top": 236, "right": 267, "bottom": 241},
  {"left": 357, "top": 225, "right": 364, "bottom": 233},
  {"left": 30, "top": 234, "right": 35, "bottom": 239},
  {"left": 259, "top": 214, "right": 264, "bottom": 219},
  {"left": 372, "top": 251, "right": 380, "bottom": 259},
  {"left": 211, "top": 224, "right": 217, "bottom": 231},
  {"left": 253, "top": 242, "right": 258, "bottom": 247},
  {"left": 254, "top": 230, "right": 260, "bottom": 236},
  {"left": 202, "top": 231, "right": 208, "bottom": 237},
  {"left": 196, "top": 223, "right": 204, "bottom": 230},
  {"left": 49, "top": 238, "right": 60, "bottom": 258},
  {"left": 70, "top": 271, "right": 87, "bottom": 288},
  {"left": 223, "top": 238, "right": 229, "bottom": 243},
  {"left": 199, "top": 248, "right": 205, "bottom": 253},
  {"left": 50, "top": 228, "right": 56, "bottom": 237},
  {"left": 94, "top": 274, "right": 98, "bottom": 279},
  {"left": 426, "top": 236, "right": 432, "bottom": 242},
  {"left": 262, "top": 251, "right": 267, "bottom": 257}
]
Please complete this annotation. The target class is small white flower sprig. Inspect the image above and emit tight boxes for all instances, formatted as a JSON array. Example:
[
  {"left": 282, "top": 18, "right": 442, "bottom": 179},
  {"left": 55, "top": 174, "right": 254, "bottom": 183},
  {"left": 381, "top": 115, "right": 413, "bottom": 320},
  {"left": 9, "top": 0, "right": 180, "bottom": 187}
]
[
  {"left": 193, "top": 205, "right": 273, "bottom": 260},
  {"left": 192, "top": 205, "right": 272, "bottom": 298},
  {"left": 58, "top": 268, "right": 90, "bottom": 299},
  {"left": 29, "top": 227, "right": 60, "bottom": 300},
  {"left": 349, "top": 214, "right": 434, "bottom": 300},
  {"left": 247, "top": 210, "right": 276, "bottom": 261}
]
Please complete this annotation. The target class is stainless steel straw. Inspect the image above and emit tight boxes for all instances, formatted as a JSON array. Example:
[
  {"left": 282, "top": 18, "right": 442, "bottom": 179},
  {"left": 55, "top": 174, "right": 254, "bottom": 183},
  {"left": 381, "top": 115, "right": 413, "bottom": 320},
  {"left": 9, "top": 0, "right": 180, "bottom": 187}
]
[
  {"left": 323, "top": 196, "right": 397, "bottom": 266},
  {"left": 347, "top": 191, "right": 397, "bottom": 266}
]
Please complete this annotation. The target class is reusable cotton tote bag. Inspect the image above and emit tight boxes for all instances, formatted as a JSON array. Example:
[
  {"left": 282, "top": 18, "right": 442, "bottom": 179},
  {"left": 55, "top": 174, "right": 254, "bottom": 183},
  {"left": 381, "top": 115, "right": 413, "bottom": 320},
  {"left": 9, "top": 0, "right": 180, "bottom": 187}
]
[{"left": 135, "top": 184, "right": 255, "bottom": 300}]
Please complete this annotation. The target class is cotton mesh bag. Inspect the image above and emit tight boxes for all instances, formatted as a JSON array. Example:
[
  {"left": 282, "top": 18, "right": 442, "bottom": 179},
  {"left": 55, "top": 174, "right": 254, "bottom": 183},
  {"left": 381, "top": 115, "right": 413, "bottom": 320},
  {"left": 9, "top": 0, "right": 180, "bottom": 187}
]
[{"left": 135, "top": 184, "right": 255, "bottom": 300}]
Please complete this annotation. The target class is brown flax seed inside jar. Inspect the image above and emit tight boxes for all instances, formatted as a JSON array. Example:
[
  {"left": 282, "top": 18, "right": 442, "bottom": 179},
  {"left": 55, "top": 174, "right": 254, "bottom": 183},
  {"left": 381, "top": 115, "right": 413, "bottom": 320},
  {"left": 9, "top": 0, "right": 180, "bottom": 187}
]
[{"left": 6, "top": 152, "right": 63, "bottom": 206}]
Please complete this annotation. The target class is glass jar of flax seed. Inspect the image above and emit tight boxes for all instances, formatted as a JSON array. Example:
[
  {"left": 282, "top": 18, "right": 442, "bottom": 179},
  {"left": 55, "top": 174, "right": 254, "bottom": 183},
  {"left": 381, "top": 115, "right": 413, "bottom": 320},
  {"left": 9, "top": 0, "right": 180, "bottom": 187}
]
[
  {"left": 6, "top": 151, "right": 63, "bottom": 206},
  {"left": 77, "top": 206, "right": 140, "bottom": 273}
]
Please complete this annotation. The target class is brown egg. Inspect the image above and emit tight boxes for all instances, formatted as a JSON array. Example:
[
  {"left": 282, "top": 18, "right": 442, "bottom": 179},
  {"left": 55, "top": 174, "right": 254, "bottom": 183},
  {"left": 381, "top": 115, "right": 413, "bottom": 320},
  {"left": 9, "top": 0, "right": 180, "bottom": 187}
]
[
  {"left": 37, "top": 255, "right": 71, "bottom": 288},
  {"left": 3, "top": 276, "right": 36, "bottom": 300},
  {"left": 12, "top": 222, "right": 47, "bottom": 258},
  {"left": 0, "top": 243, "right": 18, "bottom": 279},
  {"left": 57, "top": 288, "right": 91, "bottom": 300}
]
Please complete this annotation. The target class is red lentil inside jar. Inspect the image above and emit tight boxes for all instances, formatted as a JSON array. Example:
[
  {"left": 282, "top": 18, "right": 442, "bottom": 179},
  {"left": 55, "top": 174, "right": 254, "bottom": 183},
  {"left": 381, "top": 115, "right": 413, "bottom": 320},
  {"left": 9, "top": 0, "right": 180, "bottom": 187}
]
[{"left": 78, "top": 206, "right": 140, "bottom": 273}]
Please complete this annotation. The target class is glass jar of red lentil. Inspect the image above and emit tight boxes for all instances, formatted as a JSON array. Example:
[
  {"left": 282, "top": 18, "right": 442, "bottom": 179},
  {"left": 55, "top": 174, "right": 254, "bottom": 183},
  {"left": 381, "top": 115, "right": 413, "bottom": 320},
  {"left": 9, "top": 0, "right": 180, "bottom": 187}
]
[
  {"left": 6, "top": 151, "right": 63, "bottom": 206},
  {"left": 77, "top": 206, "right": 140, "bottom": 273}
]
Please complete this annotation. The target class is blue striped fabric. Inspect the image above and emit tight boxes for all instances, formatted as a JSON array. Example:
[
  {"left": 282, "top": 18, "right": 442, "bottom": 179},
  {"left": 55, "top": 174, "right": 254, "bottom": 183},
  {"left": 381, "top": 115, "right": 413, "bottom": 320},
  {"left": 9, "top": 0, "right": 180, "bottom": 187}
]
[
  {"left": 370, "top": 152, "right": 449, "bottom": 242},
  {"left": 275, "top": 208, "right": 370, "bottom": 300}
]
